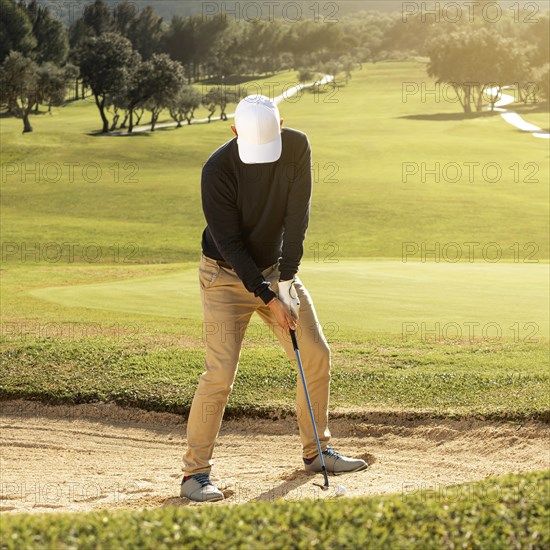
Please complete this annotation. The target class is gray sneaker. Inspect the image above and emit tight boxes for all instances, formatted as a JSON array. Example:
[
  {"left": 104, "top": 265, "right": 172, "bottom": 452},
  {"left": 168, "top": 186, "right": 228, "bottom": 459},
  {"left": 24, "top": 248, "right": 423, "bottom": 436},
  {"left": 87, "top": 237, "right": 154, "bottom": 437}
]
[
  {"left": 180, "top": 473, "right": 224, "bottom": 502},
  {"left": 304, "top": 447, "right": 368, "bottom": 475}
]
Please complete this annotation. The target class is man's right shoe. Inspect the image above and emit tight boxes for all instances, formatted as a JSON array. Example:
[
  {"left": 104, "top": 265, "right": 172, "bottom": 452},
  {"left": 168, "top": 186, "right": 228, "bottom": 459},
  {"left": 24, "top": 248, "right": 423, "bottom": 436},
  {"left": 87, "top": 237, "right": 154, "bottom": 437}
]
[
  {"left": 304, "top": 446, "right": 368, "bottom": 475},
  {"left": 180, "top": 473, "right": 224, "bottom": 502}
]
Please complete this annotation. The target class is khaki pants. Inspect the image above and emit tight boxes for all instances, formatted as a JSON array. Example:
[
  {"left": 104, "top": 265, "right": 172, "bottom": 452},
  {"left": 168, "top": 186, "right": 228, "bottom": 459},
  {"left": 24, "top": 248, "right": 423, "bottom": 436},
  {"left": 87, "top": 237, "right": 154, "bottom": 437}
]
[{"left": 183, "top": 253, "right": 331, "bottom": 475}]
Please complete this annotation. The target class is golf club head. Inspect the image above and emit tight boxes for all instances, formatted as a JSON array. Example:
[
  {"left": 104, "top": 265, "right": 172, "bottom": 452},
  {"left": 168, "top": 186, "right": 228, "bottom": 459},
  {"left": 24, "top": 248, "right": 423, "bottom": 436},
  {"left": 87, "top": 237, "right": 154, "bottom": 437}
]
[{"left": 313, "top": 466, "right": 330, "bottom": 490}]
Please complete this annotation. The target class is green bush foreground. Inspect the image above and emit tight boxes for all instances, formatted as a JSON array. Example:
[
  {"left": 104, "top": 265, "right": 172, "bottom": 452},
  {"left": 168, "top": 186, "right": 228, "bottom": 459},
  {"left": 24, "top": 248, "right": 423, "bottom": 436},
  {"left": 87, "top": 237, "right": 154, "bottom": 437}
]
[{"left": 1, "top": 471, "right": 548, "bottom": 550}]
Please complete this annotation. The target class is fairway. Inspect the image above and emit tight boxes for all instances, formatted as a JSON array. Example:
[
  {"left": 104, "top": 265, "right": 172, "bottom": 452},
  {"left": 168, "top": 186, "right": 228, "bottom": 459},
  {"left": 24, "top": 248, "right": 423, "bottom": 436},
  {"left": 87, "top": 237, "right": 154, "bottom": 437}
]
[
  {"left": 29, "top": 260, "right": 550, "bottom": 336},
  {"left": 1, "top": 63, "right": 549, "bottom": 263},
  {"left": 1, "top": 37, "right": 549, "bottom": 547},
  {"left": 2, "top": 0, "right": 550, "bottom": 545}
]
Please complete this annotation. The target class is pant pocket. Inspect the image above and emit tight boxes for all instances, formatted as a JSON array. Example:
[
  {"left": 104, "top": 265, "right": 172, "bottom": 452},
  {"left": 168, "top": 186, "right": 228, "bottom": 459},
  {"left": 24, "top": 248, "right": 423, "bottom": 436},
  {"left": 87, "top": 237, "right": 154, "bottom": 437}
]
[{"left": 199, "top": 259, "right": 220, "bottom": 289}]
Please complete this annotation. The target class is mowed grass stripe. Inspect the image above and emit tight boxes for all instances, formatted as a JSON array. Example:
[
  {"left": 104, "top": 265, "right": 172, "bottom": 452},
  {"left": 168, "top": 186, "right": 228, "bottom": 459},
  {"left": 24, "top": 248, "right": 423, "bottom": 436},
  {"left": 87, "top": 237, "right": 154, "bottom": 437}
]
[{"left": 28, "top": 261, "right": 550, "bottom": 335}]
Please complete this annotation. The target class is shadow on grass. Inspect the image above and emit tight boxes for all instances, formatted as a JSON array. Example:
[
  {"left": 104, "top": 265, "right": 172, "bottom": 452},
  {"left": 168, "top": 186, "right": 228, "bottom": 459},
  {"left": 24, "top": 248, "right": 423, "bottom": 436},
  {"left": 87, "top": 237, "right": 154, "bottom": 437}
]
[
  {"left": 1, "top": 109, "right": 55, "bottom": 118},
  {"left": 514, "top": 102, "right": 550, "bottom": 133},
  {"left": 199, "top": 74, "right": 281, "bottom": 85},
  {"left": 89, "top": 123, "right": 191, "bottom": 137},
  {"left": 399, "top": 111, "right": 501, "bottom": 122},
  {"left": 87, "top": 129, "right": 152, "bottom": 137},
  {"left": 513, "top": 101, "right": 549, "bottom": 115}
]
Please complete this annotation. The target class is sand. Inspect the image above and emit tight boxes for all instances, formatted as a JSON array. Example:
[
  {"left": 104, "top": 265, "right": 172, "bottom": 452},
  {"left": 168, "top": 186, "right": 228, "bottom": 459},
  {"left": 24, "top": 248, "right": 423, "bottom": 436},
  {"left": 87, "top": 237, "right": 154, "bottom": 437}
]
[{"left": 1, "top": 400, "right": 548, "bottom": 514}]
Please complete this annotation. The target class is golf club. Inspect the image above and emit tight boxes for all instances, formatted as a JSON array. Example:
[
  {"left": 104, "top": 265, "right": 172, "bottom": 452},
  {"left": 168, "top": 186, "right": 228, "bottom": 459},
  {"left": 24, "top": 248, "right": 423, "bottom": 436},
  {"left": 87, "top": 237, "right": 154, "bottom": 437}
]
[{"left": 290, "top": 328, "right": 330, "bottom": 490}]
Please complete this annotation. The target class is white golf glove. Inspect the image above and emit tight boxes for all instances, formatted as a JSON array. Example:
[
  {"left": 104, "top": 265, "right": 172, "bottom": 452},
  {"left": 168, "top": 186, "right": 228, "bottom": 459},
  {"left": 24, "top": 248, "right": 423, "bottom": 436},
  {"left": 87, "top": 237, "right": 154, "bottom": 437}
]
[{"left": 278, "top": 279, "right": 300, "bottom": 321}]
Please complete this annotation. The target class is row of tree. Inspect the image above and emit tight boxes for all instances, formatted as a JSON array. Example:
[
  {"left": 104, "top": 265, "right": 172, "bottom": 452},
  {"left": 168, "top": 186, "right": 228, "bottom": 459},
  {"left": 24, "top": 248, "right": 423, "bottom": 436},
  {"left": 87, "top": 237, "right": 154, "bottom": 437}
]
[
  {"left": 79, "top": 33, "right": 189, "bottom": 133},
  {"left": 427, "top": 18, "right": 549, "bottom": 112},
  {"left": 0, "top": 51, "right": 81, "bottom": 132},
  {"left": 0, "top": 0, "right": 357, "bottom": 132},
  {"left": 1, "top": 0, "right": 364, "bottom": 84},
  {"left": 1, "top": 0, "right": 549, "bottom": 131},
  {"left": 76, "top": 29, "right": 357, "bottom": 133}
]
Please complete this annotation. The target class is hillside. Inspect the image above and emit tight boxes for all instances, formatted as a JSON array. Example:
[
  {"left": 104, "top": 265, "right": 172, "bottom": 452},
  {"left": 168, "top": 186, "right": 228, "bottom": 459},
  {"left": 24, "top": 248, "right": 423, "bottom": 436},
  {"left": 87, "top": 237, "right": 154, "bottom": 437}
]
[{"left": 37, "top": 0, "right": 550, "bottom": 25}]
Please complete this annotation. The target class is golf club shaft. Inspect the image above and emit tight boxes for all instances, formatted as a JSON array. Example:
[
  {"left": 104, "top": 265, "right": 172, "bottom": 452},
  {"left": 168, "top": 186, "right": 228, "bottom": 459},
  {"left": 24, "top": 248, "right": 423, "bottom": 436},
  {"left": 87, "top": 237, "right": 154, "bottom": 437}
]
[{"left": 290, "top": 329, "right": 329, "bottom": 488}]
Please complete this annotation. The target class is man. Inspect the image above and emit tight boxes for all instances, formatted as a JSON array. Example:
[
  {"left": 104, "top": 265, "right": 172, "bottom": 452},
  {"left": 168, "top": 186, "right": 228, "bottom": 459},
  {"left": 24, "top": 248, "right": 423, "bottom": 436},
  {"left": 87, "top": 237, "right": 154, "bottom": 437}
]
[{"left": 181, "top": 95, "right": 367, "bottom": 502}]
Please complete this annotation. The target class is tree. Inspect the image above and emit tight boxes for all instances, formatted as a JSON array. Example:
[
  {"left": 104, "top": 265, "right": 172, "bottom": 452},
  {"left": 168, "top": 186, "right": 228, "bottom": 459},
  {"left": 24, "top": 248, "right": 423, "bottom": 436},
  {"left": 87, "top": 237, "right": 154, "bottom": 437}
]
[
  {"left": 238, "top": 19, "right": 284, "bottom": 75},
  {"left": 69, "top": 0, "right": 113, "bottom": 48},
  {"left": 339, "top": 55, "right": 357, "bottom": 83},
  {"left": 144, "top": 53, "right": 185, "bottom": 131},
  {"left": 127, "top": 5, "right": 163, "bottom": 60},
  {"left": 0, "top": 0, "right": 36, "bottom": 61},
  {"left": 24, "top": 0, "right": 68, "bottom": 65},
  {"left": 427, "top": 28, "right": 522, "bottom": 113},
  {"left": 63, "top": 63, "right": 80, "bottom": 100},
  {"left": 106, "top": 86, "right": 128, "bottom": 130},
  {"left": 68, "top": 18, "right": 92, "bottom": 51},
  {"left": 202, "top": 86, "right": 241, "bottom": 122},
  {"left": 380, "top": 9, "right": 442, "bottom": 58},
  {"left": 497, "top": 43, "right": 532, "bottom": 106},
  {"left": 162, "top": 14, "right": 229, "bottom": 82},
  {"left": 206, "top": 18, "right": 240, "bottom": 79},
  {"left": 298, "top": 69, "right": 313, "bottom": 84},
  {"left": 522, "top": 13, "right": 549, "bottom": 70},
  {"left": 118, "top": 59, "right": 156, "bottom": 133},
  {"left": 0, "top": 51, "right": 38, "bottom": 132},
  {"left": 202, "top": 90, "right": 217, "bottom": 122},
  {"left": 532, "top": 63, "right": 549, "bottom": 102},
  {"left": 36, "top": 61, "right": 66, "bottom": 112},
  {"left": 168, "top": 84, "right": 202, "bottom": 127},
  {"left": 77, "top": 33, "right": 138, "bottom": 133},
  {"left": 162, "top": 15, "right": 188, "bottom": 66},
  {"left": 113, "top": 0, "right": 137, "bottom": 36},
  {"left": 322, "top": 60, "right": 343, "bottom": 87}
]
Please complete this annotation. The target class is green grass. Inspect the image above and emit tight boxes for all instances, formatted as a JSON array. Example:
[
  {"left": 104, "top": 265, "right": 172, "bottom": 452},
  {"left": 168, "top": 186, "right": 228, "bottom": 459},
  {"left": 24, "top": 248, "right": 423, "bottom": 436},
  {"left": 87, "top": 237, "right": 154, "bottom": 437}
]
[
  {"left": 1, "top": 471, "right": 548, "bottom": 549},
  {"left": 1, "top": 62, "right": 548, "bottom": 263},
  {"left": 0, "top": 61, "right": 548, "bottom": 545},
  {"left": 2, "top": 260, "right": 547, "bottom": 420},
  {"left": 519, "top": 111, "right": 550, "bottom": 131},
  {"left": 513, "top": 100, "right": 550, "bottom": 132},
  {"left": 2, "top": 335, "right": 547, "bottom": 420},
  {"left": 1, "top": 62, "right": 548, "bottom": 421},
  {"left": 25, "top": 260, "right": 549, "bottom": 335}
]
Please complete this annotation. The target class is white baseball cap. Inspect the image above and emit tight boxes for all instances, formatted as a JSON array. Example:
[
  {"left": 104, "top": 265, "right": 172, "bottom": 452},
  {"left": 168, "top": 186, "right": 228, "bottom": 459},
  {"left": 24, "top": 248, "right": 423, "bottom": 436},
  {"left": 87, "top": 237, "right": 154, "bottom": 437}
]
[{"left": 234, "top": 95, "right": 282, "bottom": 164}]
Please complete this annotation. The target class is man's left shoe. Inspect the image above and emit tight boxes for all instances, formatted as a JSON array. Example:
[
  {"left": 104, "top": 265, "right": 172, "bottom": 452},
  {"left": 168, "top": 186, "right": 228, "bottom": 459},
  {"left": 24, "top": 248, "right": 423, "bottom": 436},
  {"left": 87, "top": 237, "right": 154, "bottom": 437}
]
[
  {"left": 180, "top": 473, "right": 224, "bottom": 502},
  {"left": 304, "top": 446, "right": 368, "bottom": 475}
]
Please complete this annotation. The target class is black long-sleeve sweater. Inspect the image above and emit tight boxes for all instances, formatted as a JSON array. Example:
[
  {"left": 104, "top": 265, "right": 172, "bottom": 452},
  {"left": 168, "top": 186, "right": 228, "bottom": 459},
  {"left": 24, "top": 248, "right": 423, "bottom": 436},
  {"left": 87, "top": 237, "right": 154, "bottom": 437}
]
[{"left": 201, "top": 127, "right": 312, "bottom": 304}]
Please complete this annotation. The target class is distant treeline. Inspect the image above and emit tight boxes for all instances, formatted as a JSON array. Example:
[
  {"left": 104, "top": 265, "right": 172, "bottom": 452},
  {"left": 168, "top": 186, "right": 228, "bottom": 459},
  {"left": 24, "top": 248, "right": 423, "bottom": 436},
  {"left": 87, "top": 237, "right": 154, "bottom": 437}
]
[
  {"left": 32, "top": 0, "right": 550, "bottom": 25},
  {"left": 33, "top": 1, "right": 439, "bottom": 25},
  {"left": 1, "top": 0, "right": 548, "bottom": 133}
]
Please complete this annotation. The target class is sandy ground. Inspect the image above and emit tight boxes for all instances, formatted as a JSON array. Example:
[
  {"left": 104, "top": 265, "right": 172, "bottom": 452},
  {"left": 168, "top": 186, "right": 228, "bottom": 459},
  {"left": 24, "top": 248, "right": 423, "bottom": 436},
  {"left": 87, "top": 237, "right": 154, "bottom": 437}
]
[{"left": 1, "top": 400, "right": 548, "bottom": 514}]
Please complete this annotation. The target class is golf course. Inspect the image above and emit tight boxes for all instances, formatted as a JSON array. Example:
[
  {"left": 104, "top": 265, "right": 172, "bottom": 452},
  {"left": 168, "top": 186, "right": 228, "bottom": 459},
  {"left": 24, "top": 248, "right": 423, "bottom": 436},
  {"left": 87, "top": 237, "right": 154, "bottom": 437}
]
[{"left": 1, "top": 56, "right": 549, "bottom": 548}]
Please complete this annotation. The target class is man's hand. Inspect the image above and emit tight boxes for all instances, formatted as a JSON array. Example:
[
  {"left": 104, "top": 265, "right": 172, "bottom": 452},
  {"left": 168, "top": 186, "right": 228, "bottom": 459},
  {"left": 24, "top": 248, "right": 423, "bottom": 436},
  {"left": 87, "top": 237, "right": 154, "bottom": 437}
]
[
  {"left": 268, "top": 298, "right": 297, "bottom": 332},
  {"left": 278, "top": 279, "right": 300, "bottom": 321}
]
